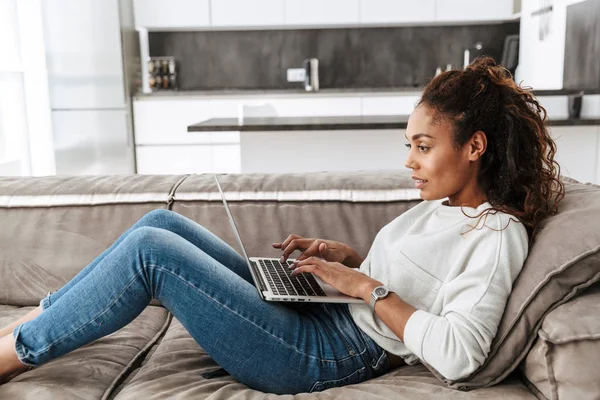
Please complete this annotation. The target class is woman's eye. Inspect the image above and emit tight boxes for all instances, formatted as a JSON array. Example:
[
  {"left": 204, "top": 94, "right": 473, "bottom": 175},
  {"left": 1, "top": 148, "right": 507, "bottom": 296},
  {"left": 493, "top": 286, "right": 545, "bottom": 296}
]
[{"left": 405, "top": 143, "right": 429, "bottom": 152}]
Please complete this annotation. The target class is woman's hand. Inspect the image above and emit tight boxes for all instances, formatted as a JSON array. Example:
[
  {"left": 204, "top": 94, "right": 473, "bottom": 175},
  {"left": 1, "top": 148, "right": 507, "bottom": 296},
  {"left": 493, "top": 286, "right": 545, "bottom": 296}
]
[
  {"left": 288, "top": 257, "right": 379, "bottom": 300},
  {"left": 273, "top": 234, "right": 349, "bottom": 264}
]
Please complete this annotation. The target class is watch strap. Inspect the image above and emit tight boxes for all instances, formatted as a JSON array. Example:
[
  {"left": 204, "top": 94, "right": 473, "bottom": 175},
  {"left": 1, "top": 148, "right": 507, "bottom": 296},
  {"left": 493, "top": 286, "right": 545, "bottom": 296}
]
[{"left": 369, "top": 285, "right": 390, "bottom": 311}]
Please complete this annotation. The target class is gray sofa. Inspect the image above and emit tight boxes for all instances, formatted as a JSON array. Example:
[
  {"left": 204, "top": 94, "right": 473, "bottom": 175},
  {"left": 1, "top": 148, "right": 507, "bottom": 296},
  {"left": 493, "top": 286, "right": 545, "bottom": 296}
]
[{"left": 1, "top": 170, "right": 599, "bottom": 399}]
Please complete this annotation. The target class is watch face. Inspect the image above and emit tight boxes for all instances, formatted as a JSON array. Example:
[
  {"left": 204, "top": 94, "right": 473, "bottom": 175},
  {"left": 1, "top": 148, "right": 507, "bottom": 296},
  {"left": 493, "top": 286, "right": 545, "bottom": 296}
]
[{"left": 374, "top": 287, "right": 388, "bottom": 296}]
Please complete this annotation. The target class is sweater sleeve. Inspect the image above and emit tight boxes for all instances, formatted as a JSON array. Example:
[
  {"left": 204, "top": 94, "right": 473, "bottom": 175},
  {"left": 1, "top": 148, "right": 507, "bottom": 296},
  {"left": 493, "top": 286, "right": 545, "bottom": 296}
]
[{"left": 402, "top": 217, "right": 528, "bottom": 381}]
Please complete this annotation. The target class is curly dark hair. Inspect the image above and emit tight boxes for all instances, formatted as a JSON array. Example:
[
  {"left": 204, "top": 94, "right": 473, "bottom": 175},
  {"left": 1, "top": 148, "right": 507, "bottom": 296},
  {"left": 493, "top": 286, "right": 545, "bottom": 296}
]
[{"left": 417, "top": 56, "right": 565, "bottom": 243}]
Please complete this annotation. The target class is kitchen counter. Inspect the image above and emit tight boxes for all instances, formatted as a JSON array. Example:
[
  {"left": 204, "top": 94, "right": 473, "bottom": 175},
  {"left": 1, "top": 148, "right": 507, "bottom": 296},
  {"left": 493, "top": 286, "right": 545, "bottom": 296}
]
[
  {"left": 188, "top": 115, "right": 600, "bottom": 132},
  {"left": 134, "top": 87, "right": 424, "bottom": 99},
  {"left": 136, "top": 87, "right": 600, "bottom": 100}
]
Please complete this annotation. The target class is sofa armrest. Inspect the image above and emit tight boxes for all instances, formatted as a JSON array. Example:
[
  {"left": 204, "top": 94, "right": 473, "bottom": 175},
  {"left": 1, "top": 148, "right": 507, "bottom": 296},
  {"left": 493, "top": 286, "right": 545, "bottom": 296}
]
[{"left": 521, "top": 284, "right": 600, "bottom": 400}]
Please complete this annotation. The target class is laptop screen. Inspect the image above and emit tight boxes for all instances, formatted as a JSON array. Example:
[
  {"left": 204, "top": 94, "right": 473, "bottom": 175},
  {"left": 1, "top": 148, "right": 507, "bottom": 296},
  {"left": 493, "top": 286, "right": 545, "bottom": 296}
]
[{"left": 213, "top": 174, "right": 253, "bottom": 264}]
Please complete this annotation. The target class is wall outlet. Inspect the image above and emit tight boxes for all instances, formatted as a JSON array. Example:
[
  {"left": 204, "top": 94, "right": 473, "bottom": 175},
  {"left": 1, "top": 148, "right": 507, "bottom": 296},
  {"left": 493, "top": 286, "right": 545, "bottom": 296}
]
[{"left": 287, "top": 68, "right": 306, "bottom": 82}]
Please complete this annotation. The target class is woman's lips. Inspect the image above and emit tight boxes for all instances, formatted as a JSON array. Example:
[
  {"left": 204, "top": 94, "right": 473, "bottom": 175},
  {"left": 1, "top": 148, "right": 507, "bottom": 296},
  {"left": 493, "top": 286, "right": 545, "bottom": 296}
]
[{"left": 414, "top": 179, "right": 428, "bottom": 189}]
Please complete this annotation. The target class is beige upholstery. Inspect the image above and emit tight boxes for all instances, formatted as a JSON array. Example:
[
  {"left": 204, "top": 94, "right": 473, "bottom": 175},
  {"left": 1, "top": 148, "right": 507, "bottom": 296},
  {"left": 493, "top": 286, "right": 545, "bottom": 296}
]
[
  {"left": 0, "top": 305, "right": 169, "bottom": 400},
  {"left": 521, "top": 285, "right": 600, "bottom": 400},
  {"left": 432, "top": 180, "right": 600, "bottom": 390},
  {"left": 0, "top": 170, "right": 595, "bottom": 398}
]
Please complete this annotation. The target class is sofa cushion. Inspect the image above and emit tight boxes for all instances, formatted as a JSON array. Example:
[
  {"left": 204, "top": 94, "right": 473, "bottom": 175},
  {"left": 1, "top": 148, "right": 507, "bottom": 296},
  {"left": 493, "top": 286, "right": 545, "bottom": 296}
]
[
  {"left": 521, "top": 285, "right": 600, "bottom": 400},
  {"left": 111, "top": 317, "right": 536, "bottom": 399},
  {"left": 0, "top": 305, "right": 170, "bottom": 400},
  {"left": 433, "top": 180, "right": 600, "bottom": 389},
  {"left": 171, "top": 171, "right": 422, "bottom": 261},
  {"left": 0, "top": 175, "right": 187, "bottom": 306}
]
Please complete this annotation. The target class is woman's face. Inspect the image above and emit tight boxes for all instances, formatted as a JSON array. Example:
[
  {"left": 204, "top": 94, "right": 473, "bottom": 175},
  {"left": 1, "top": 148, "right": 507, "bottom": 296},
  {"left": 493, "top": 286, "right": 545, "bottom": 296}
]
[{"left": 404, "top": 104, "right": 487, "bottom": 207}]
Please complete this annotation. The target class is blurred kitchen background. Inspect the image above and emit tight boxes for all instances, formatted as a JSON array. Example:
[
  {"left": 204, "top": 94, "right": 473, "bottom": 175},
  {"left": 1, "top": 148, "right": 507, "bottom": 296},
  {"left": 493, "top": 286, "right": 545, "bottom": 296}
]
[{"left": 1, "top": 0, "right": 599, "bottom": 183}]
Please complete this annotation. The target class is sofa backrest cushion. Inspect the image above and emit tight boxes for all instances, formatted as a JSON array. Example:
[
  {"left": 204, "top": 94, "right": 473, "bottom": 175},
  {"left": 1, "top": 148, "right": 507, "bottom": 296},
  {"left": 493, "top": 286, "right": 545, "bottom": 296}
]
[
  {"left": 171, "top": 171, "right": 422, "bottom": 264},
  {"left": 0, "top": 171, "right": 421, "bottom": 306},
  {"left": 521, "top": 284, "right": 600, "bottom": 400},
  {"left": 0, "top": 175, "right": 187, "bottom": 306},
  {"left": 433, "top": 180, "right": 600, "bottom": 389}
]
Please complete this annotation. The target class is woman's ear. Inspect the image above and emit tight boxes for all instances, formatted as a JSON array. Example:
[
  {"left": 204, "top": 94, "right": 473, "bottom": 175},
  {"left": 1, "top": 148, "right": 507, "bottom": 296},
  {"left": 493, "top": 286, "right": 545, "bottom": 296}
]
[{"left": 468, "top": 131, "right": 487, "bottom": 161}]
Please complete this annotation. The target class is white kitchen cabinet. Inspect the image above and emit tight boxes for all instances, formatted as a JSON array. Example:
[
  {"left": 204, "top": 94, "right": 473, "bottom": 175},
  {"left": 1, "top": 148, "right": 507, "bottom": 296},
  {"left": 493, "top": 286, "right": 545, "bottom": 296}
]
[
  {"left": 549, "top": 126, "right": 599, "bottom": 184},
  {"left": 211, "top": 0, "right": 284, "bottom": 27},
  {"left": 284, "top": 0, "right": 359, "bottom": 26},
  {"left": 133, "top": 95, "right": 600, "bottom": 181},
  {"left": 359, "top": 0, "right": 435, "bottom": 24},
  {"left": 134, "top": 98, "right": 243, "bottom": 174},
  {"left": 532, "top": 95, "right": 600, "bottom": 121},
  {"left": 133, "top": 0, "right": 210, "bottom": 28},
  {"left": 435, "top": 0, "right": 513, "bottom": 22},
  {"left": 136, "top": 145, "right": 212, "bottom": 174},
  {"left": 271, "top": 98, "right": 362, "bottom": 117},
  {"left": 208, "top": 99, "right": 275, "bottom": 118},
  {"left": 207, "top": 97, "right": 362, "bottom": 117},
  {"left": 133, "top": 99, "right": 212, "bottom": 145},
  {"left": 361, "top": 95, "right": 421, "bottom": 116}
]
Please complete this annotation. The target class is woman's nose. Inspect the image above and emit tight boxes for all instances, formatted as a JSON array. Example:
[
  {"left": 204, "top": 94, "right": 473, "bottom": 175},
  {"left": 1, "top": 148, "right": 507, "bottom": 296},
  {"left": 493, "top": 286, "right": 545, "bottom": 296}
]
[{"left": 404, "top": 156, "right": 415, "bottom": 170}]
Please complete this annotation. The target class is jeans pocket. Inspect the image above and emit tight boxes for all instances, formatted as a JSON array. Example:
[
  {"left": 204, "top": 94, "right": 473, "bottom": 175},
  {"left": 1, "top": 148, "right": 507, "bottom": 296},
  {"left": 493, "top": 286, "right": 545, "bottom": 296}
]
[
  {"left": 320, "top": 304, "right": 358, "bottom": 358},
  {"left": 309, "top": 366, "right": 367, "bottom": 393}
]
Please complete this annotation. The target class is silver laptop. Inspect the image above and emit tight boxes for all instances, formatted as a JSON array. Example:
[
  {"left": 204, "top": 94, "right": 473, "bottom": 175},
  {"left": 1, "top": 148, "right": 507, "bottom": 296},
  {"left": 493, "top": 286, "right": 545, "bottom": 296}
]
[{"left": 214, "top": 175, "right": 363, "bottom": 304}]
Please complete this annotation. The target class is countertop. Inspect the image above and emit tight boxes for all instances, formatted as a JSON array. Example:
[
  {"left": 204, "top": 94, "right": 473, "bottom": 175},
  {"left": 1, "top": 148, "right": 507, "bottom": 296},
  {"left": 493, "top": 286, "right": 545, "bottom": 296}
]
[
  {"left": 137, "top": 87, "right": 600, "bottom": 100},
  {"left": 134, "top": 87, "right": 424, "bottom": 100},
  {"left": 188, "top": 115, "right": 600, "bottom": 132}
]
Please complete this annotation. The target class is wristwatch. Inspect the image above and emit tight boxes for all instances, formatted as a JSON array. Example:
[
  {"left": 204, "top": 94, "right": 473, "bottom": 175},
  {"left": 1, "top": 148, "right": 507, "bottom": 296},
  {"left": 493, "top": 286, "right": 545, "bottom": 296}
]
[{"left": 370, "top": 285, "right": 392, "bottom": 311}]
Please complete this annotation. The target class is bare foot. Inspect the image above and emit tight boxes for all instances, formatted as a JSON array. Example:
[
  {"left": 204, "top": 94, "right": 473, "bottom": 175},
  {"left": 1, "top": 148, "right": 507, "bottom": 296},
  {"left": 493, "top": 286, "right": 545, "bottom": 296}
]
[
  {"left": 0, "top": 367, "right": 32, "bottom": 385},
  {"left": 0, "top": 335, "right": 32, "bottom": 384},
  {"left": 0, "top": 306, "right": 43, "bottom": 338}
]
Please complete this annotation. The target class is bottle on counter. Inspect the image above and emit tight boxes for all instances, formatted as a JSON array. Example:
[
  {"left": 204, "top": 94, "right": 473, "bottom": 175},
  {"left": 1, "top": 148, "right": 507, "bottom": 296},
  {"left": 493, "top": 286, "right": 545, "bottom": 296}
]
[{"left": 146, "top": 56, "right": 177, "bottom": 91}]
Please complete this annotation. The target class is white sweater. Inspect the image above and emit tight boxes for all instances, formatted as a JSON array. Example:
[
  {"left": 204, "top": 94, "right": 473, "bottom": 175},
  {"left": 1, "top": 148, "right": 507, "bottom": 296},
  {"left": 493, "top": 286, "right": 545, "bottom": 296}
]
[{"left": 348, "top": 199, "right": 529, "bottom": 381}]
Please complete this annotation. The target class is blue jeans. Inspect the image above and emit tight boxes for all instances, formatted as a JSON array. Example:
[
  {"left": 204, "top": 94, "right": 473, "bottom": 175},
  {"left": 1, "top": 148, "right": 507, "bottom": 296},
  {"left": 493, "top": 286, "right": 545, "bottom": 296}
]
[{"left": 12, "top": 209, "right": 390, "bottom": 394}]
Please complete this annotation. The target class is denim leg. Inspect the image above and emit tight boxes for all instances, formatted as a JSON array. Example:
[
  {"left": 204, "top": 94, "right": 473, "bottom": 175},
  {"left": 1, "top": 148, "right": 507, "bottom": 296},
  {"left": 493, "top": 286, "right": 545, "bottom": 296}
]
[
  {"left": 40, "top": 209, "right": 252, "bottom": 311},
  {"left": 13, "top": 227, "right": 384, "bottom": 394}
]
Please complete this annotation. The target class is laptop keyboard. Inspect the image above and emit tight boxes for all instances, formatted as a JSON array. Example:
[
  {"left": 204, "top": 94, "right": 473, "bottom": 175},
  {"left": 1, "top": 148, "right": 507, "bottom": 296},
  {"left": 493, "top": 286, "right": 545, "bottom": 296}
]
[{"left": 259, "top": 259, "right": 326, "bottom": 297}]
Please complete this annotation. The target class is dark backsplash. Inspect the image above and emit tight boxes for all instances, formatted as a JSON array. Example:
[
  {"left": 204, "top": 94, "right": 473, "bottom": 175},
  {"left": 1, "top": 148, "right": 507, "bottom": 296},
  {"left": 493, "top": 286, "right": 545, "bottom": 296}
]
[{"left": 149, "top": 23, "right": 519, "bottom": 91}]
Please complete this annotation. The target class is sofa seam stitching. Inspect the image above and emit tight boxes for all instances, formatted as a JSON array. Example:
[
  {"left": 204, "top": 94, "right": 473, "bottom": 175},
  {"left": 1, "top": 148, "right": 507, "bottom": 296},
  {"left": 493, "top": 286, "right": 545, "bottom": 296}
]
[
  {"left": 543, "top": 341, "right": 558, "bottom": 400},
  {"left": 101, "top": 310, "right": 174, "bottom": 400},
  {"left": 167, "top": 175, "right": 191, "bottom": 210},
  {"left": 520, "top": 373, "right": 549, "bottom": 399}
]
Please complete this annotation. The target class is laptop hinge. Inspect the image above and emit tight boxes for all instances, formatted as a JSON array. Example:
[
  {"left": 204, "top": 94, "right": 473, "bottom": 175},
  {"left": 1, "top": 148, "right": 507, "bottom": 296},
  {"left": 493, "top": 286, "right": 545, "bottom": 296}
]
[{"left": 251, "top": 261, "right": 268, "bottom": 292}]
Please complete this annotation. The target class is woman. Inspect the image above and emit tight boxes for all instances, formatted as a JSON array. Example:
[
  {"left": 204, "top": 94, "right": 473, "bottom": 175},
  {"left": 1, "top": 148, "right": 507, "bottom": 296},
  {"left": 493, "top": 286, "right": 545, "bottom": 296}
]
[{"left": 0, "top": 57, "right": 564, "bottom": 394}]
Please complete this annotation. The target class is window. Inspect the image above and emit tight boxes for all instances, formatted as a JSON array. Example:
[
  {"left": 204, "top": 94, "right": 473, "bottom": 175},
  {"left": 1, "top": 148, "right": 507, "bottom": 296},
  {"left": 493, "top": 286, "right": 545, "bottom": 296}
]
[
  {"left": 0, "top": 0, "right": 32, "bottom": 175},
  {"left": 0, "top": 73, "right": 27, "bottom": 164}
]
